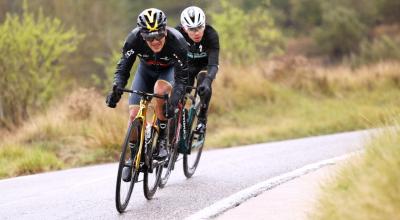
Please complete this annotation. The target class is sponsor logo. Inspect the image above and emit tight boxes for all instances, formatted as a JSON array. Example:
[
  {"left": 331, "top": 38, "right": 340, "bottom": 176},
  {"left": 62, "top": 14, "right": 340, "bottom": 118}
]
[
  {"left": 125, "top": 49, "right": 135, "bottom": 58},
  {"left": 187, "top": 52, "right": 207, "bottom": 58},
  {"left": 159, "top": 56, "right": 170, "bottom": 61}
]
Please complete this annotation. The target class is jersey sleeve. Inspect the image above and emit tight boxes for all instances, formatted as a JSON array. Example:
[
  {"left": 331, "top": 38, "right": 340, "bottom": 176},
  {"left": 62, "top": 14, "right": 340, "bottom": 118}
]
[
  {"left": 171, "top": 31, "right": 189, "bottom": 88},
  {"left": 206, "top": 27, "right": 220, "bottom": 79},
  {"left": 113, "top": 30, "right": 138, "bottom": 88}
]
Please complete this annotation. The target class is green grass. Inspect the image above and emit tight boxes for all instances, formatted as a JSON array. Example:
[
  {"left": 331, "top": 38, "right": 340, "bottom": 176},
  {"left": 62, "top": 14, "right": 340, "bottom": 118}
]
[
  {"left": 310, "top": 125, "right": 400, "bottom": 220},
  {"left": 206, "top": 73, "right": 400, "bottom": 147},
  {"left": 0, "top": 144, "right": 63, "bottom": 177},
  {"left": 1, "top": 61, "right": 400, "bottom": 179}
]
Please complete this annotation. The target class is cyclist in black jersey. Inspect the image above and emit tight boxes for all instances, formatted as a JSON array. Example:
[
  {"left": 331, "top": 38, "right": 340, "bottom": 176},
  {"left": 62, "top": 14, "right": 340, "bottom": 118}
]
[
  {"left": 106, "top": 8, "right": 189, "bottom": 165},
  {"left": 176, "top": 6, "right": 220, "bottom": 134}
]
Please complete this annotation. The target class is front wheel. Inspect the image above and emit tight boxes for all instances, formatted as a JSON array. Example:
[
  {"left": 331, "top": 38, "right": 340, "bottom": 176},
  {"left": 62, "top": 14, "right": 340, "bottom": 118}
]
[
  {"left": 115, "top": 119, "right": 142, "bottom": 213},
  {"left": 183, "top": 97, "right": 205, "bottom": 178}
]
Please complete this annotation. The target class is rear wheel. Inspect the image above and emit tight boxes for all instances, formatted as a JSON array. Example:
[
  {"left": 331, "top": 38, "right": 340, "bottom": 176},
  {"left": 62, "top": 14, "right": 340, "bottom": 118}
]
[
  {"left": 115, "top": 119, "right": 142, "bottom": 213},
  {"left": 183, "top": 96, "right": 204, "bottom": 178},
  {"left": 143, "top": 125, "right": 162, "bottom": 199}
]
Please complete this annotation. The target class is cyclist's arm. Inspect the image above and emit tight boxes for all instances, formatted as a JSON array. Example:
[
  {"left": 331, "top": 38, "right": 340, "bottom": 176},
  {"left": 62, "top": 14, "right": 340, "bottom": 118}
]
[
  {"left": 206, "top": 26, "right": 220, "bottom": 80},
  {"left": 113, "top": 30, "right": 139, "bottom": 88},
  {"left": 171, "top": 30, "right": 190, "bottom": 97}
]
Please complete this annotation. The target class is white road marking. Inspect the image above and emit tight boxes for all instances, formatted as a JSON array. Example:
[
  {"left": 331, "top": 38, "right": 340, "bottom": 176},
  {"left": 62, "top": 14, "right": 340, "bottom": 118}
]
[{"left": 186, "top": 153, "right": 359, "bottom": 220}]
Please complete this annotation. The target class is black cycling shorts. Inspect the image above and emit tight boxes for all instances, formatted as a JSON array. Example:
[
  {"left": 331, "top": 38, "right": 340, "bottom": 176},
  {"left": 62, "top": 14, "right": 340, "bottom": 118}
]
[{"left": 129, "top": 62, "right": 174, "bottom": 105}]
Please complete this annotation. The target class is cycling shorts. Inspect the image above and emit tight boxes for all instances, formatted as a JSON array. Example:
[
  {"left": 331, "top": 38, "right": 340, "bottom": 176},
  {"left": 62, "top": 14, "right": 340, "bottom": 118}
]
[{"left": 129, "top": 62, "right": 174, "bottom": 105}]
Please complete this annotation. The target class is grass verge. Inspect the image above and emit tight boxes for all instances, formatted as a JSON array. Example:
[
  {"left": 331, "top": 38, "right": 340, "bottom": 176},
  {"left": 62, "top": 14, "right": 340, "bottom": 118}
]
[{"left": 310, "top": 125, "right": 400, "bottom": 219}]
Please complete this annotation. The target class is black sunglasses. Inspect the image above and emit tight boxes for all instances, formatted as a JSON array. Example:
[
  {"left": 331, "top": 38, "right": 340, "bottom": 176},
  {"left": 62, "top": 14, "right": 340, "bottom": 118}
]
[{"left": 141, "top": 31, "right": 166, "bottom": 42}]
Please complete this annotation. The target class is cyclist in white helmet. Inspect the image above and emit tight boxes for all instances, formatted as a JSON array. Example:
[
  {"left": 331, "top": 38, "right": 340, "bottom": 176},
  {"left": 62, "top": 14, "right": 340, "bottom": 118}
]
[{"left": 176, "top": 6, "right": 220, "bottom": 134}]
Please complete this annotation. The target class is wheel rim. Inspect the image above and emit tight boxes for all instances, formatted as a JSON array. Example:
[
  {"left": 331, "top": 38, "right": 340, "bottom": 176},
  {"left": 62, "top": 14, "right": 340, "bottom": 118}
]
[
  {"left": 183, "top": 97, "right": 204, "bottom": 177},
  {"left": 116, "top": 120, "right": 141, "bottom": 212}
]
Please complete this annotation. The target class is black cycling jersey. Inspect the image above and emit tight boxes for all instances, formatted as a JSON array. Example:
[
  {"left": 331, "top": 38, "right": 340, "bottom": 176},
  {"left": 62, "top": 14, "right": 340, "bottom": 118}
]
[
  {"left": 113, "top": 27, "right": 188, "bottom": 89},
  {"left": 176, "top": 24, "right": 220, "bottom": 80}
]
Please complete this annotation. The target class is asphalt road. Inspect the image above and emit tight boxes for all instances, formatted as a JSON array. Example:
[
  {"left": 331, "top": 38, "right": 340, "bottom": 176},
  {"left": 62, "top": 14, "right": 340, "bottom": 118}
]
[{"left": 0, "top": 129, "right": 374, "bottom": 220}]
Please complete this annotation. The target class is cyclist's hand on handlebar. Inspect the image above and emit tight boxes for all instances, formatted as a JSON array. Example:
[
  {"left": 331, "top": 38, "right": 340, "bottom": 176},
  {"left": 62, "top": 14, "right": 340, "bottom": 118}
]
[
  {"left": 106, "top": 84, "right": 123, "bottom": 108},
  {"left": 198, "top": 76, "right": 212, "bottom": 97}
]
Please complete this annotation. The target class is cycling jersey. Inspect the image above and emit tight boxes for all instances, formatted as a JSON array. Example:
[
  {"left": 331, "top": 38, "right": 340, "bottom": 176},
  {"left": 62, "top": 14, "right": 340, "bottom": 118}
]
[
  {"left": 113, "top": 27, "right": 189, "bottom": 90},
  {"left": 175, "top": 24, "right": 220, "bottom": 80}
]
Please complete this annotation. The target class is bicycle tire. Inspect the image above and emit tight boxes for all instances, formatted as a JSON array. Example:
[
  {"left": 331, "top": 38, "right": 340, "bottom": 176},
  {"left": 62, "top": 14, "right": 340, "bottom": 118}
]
[
  {"left": 159, "top": 143, "right": 178, "bottom": 188},
  {"left": 159, "top": 116, "right": 179, "bottom": 188},
  {"left": 183, "top": 97, "right": 204, "bottom": 178},
  {"left": 115, "top": 119, "right": 142, "bottom": 213},
  {"left": 143, "top": 125, "right": 162, "bottom": 199}
]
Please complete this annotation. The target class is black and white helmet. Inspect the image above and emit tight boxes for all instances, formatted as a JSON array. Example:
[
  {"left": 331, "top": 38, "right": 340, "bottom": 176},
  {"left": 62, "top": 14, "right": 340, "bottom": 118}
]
[
  {"left": 180, "top": 6, "right": 205, "bottom": 29},
  {"left": 137, "top": 8, "right": 167, "bottom": 33}
]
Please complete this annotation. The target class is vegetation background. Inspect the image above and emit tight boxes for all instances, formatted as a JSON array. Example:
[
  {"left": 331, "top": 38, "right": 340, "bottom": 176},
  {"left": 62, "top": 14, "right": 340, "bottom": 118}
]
[{"left": 0, "top": 0, "right": 400, "bottom": 217}]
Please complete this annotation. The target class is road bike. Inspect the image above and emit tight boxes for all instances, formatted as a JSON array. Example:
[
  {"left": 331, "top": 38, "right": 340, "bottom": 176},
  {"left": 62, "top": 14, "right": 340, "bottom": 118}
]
[
  {"left": 159, "top": 86, "right": 206, "bottom": 187},
  {"left": 115, "top": 86, "right": 168, "bottom": 213}
]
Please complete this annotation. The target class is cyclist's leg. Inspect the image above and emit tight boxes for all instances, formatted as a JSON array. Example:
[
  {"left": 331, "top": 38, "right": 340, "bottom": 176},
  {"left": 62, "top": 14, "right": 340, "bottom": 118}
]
[
  {"left": 154, "top": 66, "right": 173, "bottom": 121},
  {"left": 128, "top": 63, "right": 158, "bottom": 141},
  {"left": 128, "top": 62, "right": 158, "bottom": 121},
  {"left": 187, "top": 67, "right": 198, "bottom": 92},
  {"left": 153, "top": 66, "right": 174, "bottom": 159},
  {"left": 196, "top": 69, "right": 212, "bottom": 129}
]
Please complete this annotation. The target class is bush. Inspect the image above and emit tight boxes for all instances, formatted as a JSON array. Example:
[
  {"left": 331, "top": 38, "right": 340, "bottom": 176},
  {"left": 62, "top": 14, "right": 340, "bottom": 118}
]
[
  {"left": 0, "top": 1, "right": 83, "bottom": 129},
  {"left": 291, "top": 0, "right": 323, "bottom": 31},
  {"left": 210, "top": 0, "right": 283, "bottom": 64},
  {"left": 313, "top": 6, "right": 367, "bottom": 59},
  {"left": 378, "top": 0, "right": 400, "bottom": 23},
  {"left": 92, "top": 50, "right": 137, "bottom": 93},
  {"left": 351, "top": 35, "right": 400, "bottom": 66}
]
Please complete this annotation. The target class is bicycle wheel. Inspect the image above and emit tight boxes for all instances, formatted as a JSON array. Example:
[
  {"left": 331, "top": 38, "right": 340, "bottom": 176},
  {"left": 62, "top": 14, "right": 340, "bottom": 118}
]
[
  {"left": 159, "top": 117, "right": 179, "bottom": 188},
  {"left": 183, "top": 96, "right": 205, "bottom": 178},
  {"left": 143, "top": 124, "right": 162, "bottom": 200},
  {"left": 115, "top": 119, "right": 142, "bottom": 213}
]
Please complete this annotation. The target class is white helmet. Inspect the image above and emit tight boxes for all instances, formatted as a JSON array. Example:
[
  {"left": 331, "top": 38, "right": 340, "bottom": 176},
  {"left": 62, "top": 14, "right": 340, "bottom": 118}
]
[{"left": 180, "top": 6, "right": 205, "bottom": 29}]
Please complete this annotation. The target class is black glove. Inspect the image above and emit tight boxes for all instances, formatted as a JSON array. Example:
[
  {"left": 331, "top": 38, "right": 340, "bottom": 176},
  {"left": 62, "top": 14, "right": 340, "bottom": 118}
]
[
  {"left": 164, "top": 84, "right": 184, "bottom": 118},
  {"left": 198, "top": 76, "right": 212, "bottom": 97},
  {"left": 105, "top": 84, "right": 123, "bottom": 108}
]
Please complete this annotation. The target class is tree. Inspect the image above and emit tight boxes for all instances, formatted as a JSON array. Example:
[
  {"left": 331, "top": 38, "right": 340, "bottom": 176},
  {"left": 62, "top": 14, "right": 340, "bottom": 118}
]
[
  {"left": 377, "top": 0, "right": 400, "bottom": 23},
  {"left": 211, "top": 0, "right": 283, "bottom": 64},
  {"left": 0, "top": 2, "right": 83, "bottom": 129},
  {"left": 313, "top": 6, "right": 367, "bottom": 59}
]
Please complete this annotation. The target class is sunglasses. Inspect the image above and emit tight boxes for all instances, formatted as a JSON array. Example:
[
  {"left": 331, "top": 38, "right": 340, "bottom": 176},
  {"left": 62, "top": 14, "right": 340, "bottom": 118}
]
[
  {"left": 187, "top": 25, "right": 205, "bottom": 33},
  {"left": 141, "top": 31, "right": 166, "bottom": 42}
]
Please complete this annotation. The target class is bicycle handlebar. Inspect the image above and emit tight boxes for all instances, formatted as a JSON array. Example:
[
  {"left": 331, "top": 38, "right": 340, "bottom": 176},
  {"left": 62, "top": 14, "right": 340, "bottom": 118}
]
[{"left": 113, "top": 84, "right": 168, "bottom": 100}]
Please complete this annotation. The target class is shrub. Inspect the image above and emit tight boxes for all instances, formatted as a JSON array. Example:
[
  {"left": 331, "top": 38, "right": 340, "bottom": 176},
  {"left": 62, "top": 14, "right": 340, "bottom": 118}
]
[
  {"left": 210, "top": 0, "right": 283, "bottom": 64},
  {"left": 0, "top": 1, "right": 83, "bottom": 129},
  {"left": 313, "top": 6, "right": 367, "bottom": 59},
  {"left": 377, "top": 0, "right": 400, "bottom": 23},
  {"left": 351, "top": 35, "right": 400, "bottom": 66}
]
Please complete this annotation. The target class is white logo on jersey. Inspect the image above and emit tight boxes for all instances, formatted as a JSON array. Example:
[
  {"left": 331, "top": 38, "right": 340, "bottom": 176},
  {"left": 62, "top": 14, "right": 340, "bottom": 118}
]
[
  {"left": 125, "top": 49, "right": 135, "bottom": 58},
  {"left": 160, "top": 56, "right": 170, "bottom": 61}
]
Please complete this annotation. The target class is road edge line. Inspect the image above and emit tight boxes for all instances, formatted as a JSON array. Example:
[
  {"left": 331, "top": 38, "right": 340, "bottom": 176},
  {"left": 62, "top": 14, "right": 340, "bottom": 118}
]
[{"left": 185, "top": 153, "right": 357, "bottom": 220}]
